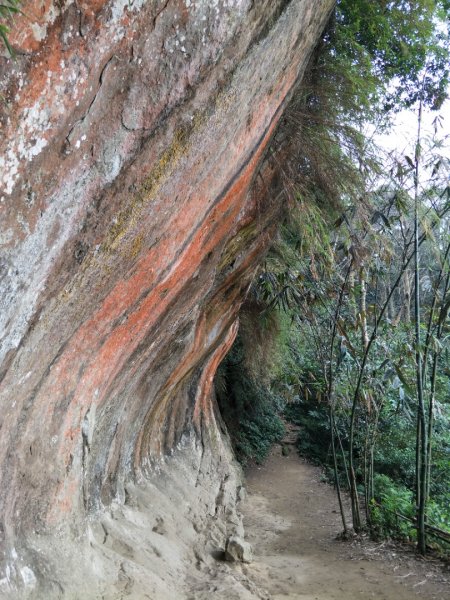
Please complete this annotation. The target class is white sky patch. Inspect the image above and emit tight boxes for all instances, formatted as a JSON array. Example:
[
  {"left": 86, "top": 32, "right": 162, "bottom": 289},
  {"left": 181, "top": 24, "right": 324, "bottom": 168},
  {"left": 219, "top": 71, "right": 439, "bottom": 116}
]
[{"left": 374, "top": 98, "right": 450, "bottom": 159}]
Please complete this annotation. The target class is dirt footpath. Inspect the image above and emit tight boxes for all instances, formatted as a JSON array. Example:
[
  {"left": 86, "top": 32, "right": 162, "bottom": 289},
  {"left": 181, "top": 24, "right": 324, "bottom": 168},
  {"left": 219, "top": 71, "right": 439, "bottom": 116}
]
[{"left": 241, "top": 447, "right": 449, "bottom": 600}]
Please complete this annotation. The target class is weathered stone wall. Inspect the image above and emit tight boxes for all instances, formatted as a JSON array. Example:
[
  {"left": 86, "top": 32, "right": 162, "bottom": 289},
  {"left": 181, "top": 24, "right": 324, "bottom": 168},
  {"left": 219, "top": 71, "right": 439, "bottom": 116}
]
[{"left": 0, "top": 0, "right": 334, "bottom": 596}]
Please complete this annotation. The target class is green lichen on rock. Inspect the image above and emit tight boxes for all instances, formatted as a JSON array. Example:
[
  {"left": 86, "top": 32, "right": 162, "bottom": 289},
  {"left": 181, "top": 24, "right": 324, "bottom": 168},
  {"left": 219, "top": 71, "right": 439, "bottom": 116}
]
[
  {"left": 219, "top": 224, "right": 258, "bottom": 273},
  {"left": 103, "top": 114, "right": 205, "bottom": 257}
]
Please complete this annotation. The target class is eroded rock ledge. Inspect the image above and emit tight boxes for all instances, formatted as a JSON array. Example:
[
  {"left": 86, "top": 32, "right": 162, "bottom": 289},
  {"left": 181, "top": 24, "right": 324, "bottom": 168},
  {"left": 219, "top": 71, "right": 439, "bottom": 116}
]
[{"left": 0, "top": 1, "right": 334, "bottom": 597}]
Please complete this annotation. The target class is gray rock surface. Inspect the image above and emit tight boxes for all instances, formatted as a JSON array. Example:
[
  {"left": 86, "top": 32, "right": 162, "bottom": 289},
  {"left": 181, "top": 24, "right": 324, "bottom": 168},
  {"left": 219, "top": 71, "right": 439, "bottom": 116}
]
[{"left": 225, "top": 536, "right": 254, "bottom": 564}]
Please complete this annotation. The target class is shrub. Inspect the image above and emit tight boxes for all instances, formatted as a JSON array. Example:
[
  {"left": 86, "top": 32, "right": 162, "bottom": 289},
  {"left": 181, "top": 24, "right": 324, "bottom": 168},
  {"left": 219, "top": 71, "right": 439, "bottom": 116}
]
[
  {"left": 370, "top": 474, "right": 416, "bottom": 541},
  {"left": 216, "top": 356, "right": 285, "bottom": 465}
]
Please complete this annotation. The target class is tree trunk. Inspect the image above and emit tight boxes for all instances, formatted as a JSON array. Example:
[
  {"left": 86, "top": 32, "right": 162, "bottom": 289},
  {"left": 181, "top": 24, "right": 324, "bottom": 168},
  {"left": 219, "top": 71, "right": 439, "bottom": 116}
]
[
  {"left": 413, "top": 97, "right": 427, "bottom": 556},
  {"left": 359, "top": 267, "right": 369, "bottom": 350}
]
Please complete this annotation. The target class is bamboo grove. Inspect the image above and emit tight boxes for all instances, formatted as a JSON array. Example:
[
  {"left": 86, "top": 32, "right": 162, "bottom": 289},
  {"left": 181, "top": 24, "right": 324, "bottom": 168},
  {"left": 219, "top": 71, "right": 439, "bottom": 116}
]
[{"left": 217, "top": 0, "right": 450, "bottom": 556}]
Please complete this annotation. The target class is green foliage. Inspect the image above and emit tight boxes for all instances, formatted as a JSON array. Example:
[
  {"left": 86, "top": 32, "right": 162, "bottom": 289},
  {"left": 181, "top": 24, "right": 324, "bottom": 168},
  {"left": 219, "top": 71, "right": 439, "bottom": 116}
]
[
  {"left": 336, "top": 0, "right": 450, "bottom": 110},
  {"left": 215, "top": 1, "right": 450, "bottom": 555},
  {"left": 375, "top": 417, "right": 416, "bottom": 487},
  {"left": 286, "top": 400, "right": 330, "bottom": 464},
  {"left": 215, "top": 314, "right": 285, "bottom": 466},
  {"left": 428, "top": 499, "right": 450, "bottom": 533},
  {"left": 0, "top": 1, "right": 21, "bottom": 55},
  {"left": 281, "top": 347, "right": 332, "bottom": 464},
  {"left": 254, "top": 27, "right": 450, "bottom": 546},
  {"left": 235, "top": 403, "right": 285, "bottom": 466},
  {"left": 370, "top": 474, "right": 416, "bottom": 540}
]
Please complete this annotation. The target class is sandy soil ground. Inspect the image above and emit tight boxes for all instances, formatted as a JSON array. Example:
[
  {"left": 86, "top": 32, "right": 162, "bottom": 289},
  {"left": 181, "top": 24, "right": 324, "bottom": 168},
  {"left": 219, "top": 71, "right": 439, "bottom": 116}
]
[{"left": 240, "top": 445, "right": 449, "bottom": 600}]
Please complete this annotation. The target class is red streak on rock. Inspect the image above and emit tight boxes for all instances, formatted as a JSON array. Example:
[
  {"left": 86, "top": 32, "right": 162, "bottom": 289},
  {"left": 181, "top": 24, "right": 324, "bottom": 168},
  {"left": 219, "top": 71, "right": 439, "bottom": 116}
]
[
  {"left": 46, "top": 90, "right": 284, "bottom": 516},
  {"left": 192, "top": 320, "right": 239, "bottom": 426}
]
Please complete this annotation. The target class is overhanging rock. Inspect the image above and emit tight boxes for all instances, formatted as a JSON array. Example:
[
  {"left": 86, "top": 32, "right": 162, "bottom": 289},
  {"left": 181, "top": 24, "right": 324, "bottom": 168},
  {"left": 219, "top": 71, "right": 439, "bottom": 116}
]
[{"left": 0, "top": 1, "right": 334, "bottom": 597}]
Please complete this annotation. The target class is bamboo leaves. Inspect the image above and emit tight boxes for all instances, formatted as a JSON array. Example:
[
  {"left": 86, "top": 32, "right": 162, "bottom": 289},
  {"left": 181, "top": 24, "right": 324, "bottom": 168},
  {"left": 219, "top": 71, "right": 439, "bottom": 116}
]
[{"left": 0, "top": 0, "right": 22, "bottom": 56}]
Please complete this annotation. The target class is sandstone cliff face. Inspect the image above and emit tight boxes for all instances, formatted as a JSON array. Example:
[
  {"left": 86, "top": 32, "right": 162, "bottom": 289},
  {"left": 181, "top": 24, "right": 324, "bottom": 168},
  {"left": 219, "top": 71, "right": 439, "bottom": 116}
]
[{"left": 0, "top": 1, "right": 334, "bottom": 597}]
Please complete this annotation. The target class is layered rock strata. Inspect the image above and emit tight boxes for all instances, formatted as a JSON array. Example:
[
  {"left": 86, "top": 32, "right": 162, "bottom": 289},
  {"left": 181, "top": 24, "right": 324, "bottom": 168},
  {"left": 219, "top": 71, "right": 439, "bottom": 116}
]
[{"left": 0, "top": 0, "right": 334, "bottom": 596}]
